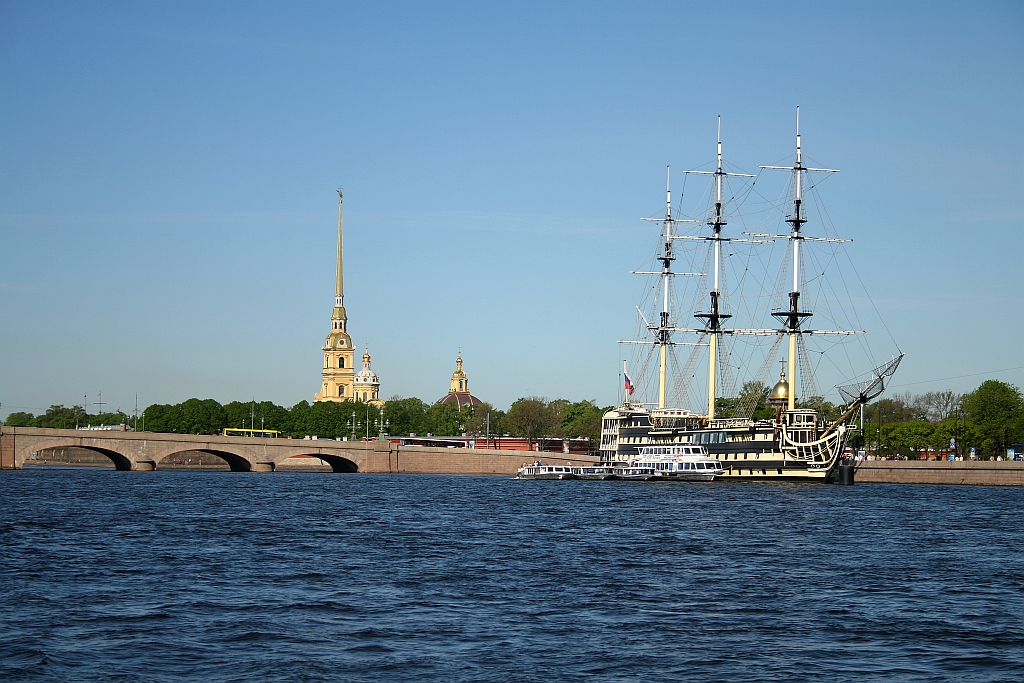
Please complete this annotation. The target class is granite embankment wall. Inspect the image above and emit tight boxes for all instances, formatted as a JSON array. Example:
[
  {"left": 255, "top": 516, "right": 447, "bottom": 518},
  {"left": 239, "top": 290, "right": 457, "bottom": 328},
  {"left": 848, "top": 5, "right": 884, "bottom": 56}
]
[
  {"left": 359, "top": 447, "right": 599, "bottom": 476},
  {"left": 854, "top": 460, "right": 1024, "bottom": 486},
  {"left": 0, "top": 425, "right": 601, "bottom": 474}
]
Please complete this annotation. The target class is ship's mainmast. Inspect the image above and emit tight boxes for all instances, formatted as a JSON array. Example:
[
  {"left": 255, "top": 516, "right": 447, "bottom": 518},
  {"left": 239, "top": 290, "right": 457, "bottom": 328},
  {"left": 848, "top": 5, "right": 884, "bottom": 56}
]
[
  {"left": 691, "top": 119, "right": 756, "bottom": 418},
  {"left": 657, "top": 169, "right": 674, "bottom": 409},
  {"left": 759, "top": 107, "right": 840, "bottom": 410},
  {"left": 683, "top": 118, "right": 755, "bottom": 418}
]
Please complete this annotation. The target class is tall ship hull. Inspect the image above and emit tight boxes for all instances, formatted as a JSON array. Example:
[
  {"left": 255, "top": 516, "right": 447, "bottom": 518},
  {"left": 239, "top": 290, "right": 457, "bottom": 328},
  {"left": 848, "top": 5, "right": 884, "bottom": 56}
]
[
  {"left": 605, "top": 111, "right": 902, "bottom": 483},
  {"left": 601, "top": 406, "right": 848, "bottom": 483}
]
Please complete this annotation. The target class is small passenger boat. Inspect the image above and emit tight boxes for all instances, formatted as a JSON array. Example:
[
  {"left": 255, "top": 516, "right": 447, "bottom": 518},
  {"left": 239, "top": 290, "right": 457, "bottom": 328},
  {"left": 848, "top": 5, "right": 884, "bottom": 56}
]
[
  {"left": 573, "top": 465, "right": 619, "bottom": 480},
  {"left": 617, "top": 445, "right": 723, "bottom": 481},
  {"left": 517, "top": 446, "right": 722, "bottom": 482},
  {"left": 516, "top": 464, "right": 577, "bottom": 480}
]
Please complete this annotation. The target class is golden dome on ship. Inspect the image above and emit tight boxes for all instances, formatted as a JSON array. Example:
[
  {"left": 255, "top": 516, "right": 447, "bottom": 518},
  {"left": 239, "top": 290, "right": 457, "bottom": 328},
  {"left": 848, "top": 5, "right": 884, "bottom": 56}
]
[{"left": 770, "top": 370, "right": 790, "bottom": 402}]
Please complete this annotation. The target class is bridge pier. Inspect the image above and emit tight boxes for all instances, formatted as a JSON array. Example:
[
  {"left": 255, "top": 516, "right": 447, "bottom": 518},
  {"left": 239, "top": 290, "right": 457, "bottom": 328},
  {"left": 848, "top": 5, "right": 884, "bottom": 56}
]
[
  {"left": 134, "top": 459, "right": 156, "bottom": 471},
  {"left": 252, "top": 461, "right": 275, "bottom": 473}
]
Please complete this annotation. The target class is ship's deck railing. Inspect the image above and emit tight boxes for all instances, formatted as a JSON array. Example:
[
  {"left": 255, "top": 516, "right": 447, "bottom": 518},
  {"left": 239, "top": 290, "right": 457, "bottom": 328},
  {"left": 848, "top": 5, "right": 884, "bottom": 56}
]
[{"left": 707, "top": 418, "right": 756, "bottom": 429}]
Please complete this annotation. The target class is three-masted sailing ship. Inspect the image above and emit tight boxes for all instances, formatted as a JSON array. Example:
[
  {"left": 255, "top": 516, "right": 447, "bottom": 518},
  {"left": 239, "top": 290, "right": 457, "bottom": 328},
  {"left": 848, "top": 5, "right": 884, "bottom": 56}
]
[{"left": 600, "top": 110, "right": 902, "bottom": 483}]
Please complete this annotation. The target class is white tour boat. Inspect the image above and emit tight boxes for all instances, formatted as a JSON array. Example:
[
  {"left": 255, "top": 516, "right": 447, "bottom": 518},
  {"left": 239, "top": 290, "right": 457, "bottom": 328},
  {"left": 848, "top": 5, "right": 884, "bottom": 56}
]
[
  {"left": 516, "top": 463, "right": 577, "bottom": 480},
  {"left": 616, "top": 445, "right": 723, "bottom": 481}
]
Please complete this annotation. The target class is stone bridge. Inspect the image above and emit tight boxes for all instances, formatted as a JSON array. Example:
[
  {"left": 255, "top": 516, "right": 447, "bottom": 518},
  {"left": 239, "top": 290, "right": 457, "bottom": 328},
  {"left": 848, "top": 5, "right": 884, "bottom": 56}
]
[{"left": 0, "top": 426, "right": 596, "bottom": 475}]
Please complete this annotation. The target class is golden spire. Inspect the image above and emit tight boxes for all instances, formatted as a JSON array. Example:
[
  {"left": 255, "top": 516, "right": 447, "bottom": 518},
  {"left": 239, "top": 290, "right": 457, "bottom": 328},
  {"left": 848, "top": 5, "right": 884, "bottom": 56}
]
[{"left": 334, "top": 188, "right": 346, "bottom": 321}]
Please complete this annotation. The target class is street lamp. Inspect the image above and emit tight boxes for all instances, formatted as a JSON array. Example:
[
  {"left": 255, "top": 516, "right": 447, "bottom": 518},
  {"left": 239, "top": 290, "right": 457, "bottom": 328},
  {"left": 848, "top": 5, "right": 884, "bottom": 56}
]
[{"left": 348, "top": 411, "right": 358, "bottom": 441}]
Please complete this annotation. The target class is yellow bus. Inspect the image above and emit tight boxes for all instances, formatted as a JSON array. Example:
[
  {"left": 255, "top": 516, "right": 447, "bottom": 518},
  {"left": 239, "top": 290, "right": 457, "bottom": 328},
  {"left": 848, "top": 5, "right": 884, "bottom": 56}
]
[{"left": 223, "top": 428, "right": 280, "bottom": 438}]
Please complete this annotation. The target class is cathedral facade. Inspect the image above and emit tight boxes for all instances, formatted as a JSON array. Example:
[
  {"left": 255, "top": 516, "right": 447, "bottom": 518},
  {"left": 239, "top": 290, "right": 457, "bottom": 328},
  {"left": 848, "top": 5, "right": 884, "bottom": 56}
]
[{"left": 314, "top": 190, "right": 383, "bottom": 407}]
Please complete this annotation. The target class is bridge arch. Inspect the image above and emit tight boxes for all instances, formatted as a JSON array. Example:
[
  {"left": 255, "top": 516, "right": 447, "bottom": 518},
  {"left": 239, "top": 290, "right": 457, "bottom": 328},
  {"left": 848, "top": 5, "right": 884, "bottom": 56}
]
[
  {"left": 270, "top": 451, "right": 360, "bottom": 473},
  {"left": 310, "top": 453, "right": 357, "bottom": 473},
  {"left": 155, "top": 448, "right": 253, "bottom": 472},
  {"left": 34, "top": 445, "right": 134, "bottom": 471}
]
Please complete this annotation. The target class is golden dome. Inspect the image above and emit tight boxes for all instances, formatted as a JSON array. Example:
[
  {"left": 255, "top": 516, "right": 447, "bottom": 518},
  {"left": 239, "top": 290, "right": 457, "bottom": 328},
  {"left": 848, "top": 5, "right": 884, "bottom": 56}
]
[{"left": 769, "top": 370, "right": 789, "bottom": 402}]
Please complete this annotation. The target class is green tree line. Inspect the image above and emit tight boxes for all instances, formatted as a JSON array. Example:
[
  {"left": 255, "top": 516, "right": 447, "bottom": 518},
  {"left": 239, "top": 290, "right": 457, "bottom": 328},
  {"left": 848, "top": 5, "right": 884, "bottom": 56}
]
[
  {"left": 5, "top": 396, "right": 611, "bottom": 449},
  {"left": 3, "top": 405, "right": 129, "bottom": 429},
  {"left": 855, "top": 380, "right": 1024, "bottom": 459},
  {"left": 13, "top": 380, "right": 1015, "bottom": 457}
]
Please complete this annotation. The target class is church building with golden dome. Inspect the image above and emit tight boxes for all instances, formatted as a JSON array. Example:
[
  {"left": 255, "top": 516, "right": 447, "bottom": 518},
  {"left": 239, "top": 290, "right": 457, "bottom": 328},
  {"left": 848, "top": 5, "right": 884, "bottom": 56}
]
[
  {"left": 314, "top": 190, "right": 384, "bottom": 407},
  {"left": 435, "top": 353, "right": 484, "bottom": 408}
]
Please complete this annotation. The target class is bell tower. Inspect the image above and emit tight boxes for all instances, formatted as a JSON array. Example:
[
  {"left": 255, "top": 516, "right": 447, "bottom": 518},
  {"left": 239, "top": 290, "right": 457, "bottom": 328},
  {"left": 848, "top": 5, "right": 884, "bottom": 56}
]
[
  {"left": 315, "top": 189, "right": 356, "bottom": 402},
  {"left": 450, "top": 353, "right": 468, "bottom": 394}
]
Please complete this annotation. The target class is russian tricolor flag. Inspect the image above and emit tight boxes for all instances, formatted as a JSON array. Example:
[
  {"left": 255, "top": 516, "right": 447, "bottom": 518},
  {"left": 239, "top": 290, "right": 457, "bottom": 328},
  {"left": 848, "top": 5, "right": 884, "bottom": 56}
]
[{"left": 624, "top": 371, "right": 635, "bottom": 396}]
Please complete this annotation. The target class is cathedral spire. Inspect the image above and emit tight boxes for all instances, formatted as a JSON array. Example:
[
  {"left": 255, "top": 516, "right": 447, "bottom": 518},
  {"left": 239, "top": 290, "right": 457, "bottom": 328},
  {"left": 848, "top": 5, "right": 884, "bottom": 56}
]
[
  {"left": 334, "top": 188, "right": 347, "bottom": 323},
  {"left": 316, "top": 188, "right": 355, "bottom": 403}
]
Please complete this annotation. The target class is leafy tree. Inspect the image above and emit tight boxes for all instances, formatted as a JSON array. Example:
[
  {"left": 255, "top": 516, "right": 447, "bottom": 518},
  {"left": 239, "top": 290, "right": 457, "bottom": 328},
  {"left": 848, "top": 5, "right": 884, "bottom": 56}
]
[
  {"left": 425, "top": 402, "right": 467, "bottom": 436},
  {"left": 178, "top": 398, "right": 228, "bottom": 435},
  {"left": 881, "top": 420, "right": 935, "bottom": 459},
  {"left": 287, "top": 400, "right": 311, "bottom": 437},
  {"left": 290, "top": 399, "right": 376, "bottom": 440},
  {"left": 717, "top": 381, "right": 774, "bottom": 420},
  {"left": 141, "top": 399, "right": 226, "bottom": 434},
  {"left": 556, "top": 399, "right": 605, "bottom": 448},
  {"left": 961, "top": 380, "right": 1024, "bottom": 458},
  {"left": 383, "top": 397, "right": 430, "bottom": 436},
  {"left": 224, "top": 400, "right": 289, "bottom": 432},
  {"left": 546, "top": 399, "right": 570, "bottom": 430},
  {"left": 463, "top": 402, "right": 504, "bottom": 438},
  {"left": 4, "top": 411, "right": 35, "bottom": 427},
  {"left": 505, "top": 397, "right": 554, "bottom": 448},
  {"left": 142, "top": 403, "right": 177, "bottom": 432},
  {"left": 865, "top": 396, "right": 916, "bottom": 425},
  {"left": 34, "top": 405, "right": 89, "bottom": 429},
  {"left": 797, "top": 396, "right": 840, "bottom": 423},
  {"left": 11, "top": 405, "right": 131, "bottom": 429}
]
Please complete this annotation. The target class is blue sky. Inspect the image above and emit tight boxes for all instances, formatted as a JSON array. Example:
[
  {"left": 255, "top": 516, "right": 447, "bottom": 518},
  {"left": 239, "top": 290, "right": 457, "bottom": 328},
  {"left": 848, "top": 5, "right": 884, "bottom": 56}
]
[{"left": 1, "top": 1, "right": 1022, "bottom": 418}]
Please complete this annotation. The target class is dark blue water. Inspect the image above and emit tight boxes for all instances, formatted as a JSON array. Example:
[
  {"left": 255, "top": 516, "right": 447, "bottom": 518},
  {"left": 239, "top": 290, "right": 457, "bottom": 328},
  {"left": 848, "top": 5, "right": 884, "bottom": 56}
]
[{"left": 2, "top": 469, "right": 1022, "bottom": 682}]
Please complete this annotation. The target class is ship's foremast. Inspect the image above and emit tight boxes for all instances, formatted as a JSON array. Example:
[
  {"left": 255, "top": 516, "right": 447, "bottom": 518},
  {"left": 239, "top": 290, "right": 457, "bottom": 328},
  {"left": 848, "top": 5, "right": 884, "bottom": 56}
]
[
  {"left": 648, "top": 170, "right": 702, "bottom": 409},
  {"left": 620, "top": 169, "right": 703, "bottom": 409}
]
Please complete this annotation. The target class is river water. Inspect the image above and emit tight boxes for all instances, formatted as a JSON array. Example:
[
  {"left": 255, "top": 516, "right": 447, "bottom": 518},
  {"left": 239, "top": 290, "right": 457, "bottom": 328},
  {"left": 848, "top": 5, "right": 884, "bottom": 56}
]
[{"left": 1, "top": 468, "right": 1022, "bottom": 682}]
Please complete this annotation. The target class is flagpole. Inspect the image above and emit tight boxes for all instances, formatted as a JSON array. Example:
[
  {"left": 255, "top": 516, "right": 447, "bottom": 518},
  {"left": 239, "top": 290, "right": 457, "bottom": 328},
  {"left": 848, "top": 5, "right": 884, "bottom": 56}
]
[{"left": 623, "top": 359, "right": 636, "bottom": 406}]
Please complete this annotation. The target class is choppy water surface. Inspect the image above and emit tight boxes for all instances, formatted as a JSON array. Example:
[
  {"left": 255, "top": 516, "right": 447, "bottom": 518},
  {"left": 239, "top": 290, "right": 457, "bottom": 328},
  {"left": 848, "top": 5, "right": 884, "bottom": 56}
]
[{"left": 2, "top": 469, "right": 1022, "bottom": 682}]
